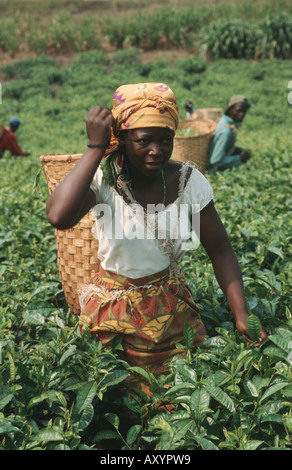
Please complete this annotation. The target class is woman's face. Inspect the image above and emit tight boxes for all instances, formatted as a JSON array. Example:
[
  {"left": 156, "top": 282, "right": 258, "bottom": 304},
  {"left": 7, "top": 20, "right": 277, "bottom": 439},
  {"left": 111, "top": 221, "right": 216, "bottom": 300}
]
[{"left": 121, "top": 127, "right": 174, "bottom": 177}]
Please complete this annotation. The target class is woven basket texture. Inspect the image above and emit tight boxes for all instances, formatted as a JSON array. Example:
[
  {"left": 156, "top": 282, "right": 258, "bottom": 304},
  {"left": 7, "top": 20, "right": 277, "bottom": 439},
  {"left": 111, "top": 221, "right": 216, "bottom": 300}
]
[
  {"left": 172, "top": 119, "right": 216, "bottom": 173},
  {"left": 197, "top": 108, "right": 223, "bottom": 122},
  {"left": 40, "top": 154, "right": 100, "bottom": 315}
]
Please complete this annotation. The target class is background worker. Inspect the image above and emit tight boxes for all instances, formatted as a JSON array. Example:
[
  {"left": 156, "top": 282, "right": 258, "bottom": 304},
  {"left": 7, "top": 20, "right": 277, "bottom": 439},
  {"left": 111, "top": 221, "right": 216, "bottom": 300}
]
[
  {"left": 208, "top": 95, "right": 251, "bottom": 172},
  {"left": 0, "top": 117, "right": 30, "bottom": 158}
]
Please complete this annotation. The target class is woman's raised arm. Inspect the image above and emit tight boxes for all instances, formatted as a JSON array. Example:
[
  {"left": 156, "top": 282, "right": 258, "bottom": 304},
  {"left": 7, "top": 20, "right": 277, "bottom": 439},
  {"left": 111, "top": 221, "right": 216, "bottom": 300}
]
[{"left": 46, "top": 106, "right": 114, "bottom": 230}]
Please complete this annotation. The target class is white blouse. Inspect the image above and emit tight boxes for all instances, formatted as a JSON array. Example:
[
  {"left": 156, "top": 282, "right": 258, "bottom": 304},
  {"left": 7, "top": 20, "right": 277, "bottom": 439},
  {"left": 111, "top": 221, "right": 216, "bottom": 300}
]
[{"left": 90, "top": 163, "right": 214, "bottom": 278}]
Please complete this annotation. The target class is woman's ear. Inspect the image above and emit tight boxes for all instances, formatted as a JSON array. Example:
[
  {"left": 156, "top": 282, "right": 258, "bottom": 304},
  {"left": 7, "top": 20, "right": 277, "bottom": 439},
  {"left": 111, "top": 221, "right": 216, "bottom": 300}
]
[{"left": 117, "top": 130, "right": 126, "bottom": 148}]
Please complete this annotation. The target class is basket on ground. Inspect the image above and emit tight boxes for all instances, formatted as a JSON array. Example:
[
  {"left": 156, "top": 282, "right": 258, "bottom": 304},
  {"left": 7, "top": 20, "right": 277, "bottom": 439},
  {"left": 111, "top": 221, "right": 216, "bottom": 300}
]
[
  {"left": 172, "top": 119, "right": 216, "bottom": 173},
  {"left": 197, "top": 108, "right": 222, "bottom": 122},
  {"left": 40, "top": 154, "right": 100, "bottom": 315}
]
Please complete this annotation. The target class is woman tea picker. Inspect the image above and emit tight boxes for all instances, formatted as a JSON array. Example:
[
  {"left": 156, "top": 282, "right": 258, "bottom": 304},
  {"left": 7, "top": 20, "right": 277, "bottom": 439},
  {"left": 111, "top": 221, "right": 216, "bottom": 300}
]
[{"left": 46, "top": 83, "right": 267, "bottom": 392}]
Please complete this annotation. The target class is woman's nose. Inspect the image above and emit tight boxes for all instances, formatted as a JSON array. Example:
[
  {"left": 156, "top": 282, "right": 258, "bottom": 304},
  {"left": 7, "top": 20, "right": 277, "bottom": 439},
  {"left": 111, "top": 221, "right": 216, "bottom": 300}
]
[{"left": 148, "top": 142, "right": 162, "bottom": 156}]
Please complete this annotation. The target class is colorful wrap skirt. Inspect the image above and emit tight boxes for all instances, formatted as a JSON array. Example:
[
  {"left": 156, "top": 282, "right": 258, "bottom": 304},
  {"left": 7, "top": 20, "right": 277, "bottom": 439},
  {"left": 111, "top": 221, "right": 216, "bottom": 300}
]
[{"left": 79, "top": 267, "right": 207, "bottom": 380}]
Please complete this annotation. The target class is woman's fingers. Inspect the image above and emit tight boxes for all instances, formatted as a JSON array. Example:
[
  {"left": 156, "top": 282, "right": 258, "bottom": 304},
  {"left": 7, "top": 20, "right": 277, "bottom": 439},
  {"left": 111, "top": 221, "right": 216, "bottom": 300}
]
[{"left": 86, "top": 106, "right": 114, "bottom": 145}]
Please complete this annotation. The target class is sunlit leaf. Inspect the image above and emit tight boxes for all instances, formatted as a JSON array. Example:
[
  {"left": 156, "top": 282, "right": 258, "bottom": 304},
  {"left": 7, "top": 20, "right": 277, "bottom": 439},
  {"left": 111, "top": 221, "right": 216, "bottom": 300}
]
[{"left": 246, "top": 315, "right": 261, "bottom": 342}]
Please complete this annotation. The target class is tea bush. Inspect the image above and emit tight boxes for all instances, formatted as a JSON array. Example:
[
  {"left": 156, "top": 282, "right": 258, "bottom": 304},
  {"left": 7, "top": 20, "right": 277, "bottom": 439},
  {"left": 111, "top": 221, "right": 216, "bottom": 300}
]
[{"left": 1, "top": 56, "right": 58, "bottom": 80}]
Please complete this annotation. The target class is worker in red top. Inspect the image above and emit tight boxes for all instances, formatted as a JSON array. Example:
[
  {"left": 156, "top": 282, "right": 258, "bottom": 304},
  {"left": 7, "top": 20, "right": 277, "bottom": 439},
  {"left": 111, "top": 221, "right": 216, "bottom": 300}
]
[{"left": 0, "top": 117, "right": 30, "bottom": 158}]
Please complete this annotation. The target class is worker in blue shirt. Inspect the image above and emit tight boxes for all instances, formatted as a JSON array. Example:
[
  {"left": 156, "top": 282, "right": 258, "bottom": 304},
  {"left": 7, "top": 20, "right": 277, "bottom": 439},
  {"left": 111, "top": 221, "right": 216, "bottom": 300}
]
[{"left": 208, "top": 95, "right": 251, "bottom": 172}]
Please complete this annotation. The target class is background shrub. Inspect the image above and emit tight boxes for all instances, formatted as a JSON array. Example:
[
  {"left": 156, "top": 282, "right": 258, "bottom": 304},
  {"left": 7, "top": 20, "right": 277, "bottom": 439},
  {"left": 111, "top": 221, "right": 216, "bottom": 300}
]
[
  {"left": 1, "top": 56, "right": 58, "bottom": 80},
  {"left": 1, "top": 3, "right": 292, "bottom": 59},
  {"left": 175, "top": 56, "right": 207, "bottom": 74},
  {"left": 258, "top": 12, "right": 292, "bottom": 59},
  {"left": 100, "top": 17, "right": 130, "bottom": 49},
  {"left": 0, "top": 17, "right": 21, "bottom": 53},
  {"left": 200, "top": 19, "right": 262, "bottom": 59},
  {"left": 27, "top": 13, "right": 100, "bottom": 54}
]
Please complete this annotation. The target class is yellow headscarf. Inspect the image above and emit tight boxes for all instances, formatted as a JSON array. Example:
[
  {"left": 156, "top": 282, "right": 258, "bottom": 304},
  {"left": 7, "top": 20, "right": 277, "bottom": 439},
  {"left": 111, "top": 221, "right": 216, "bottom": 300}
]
[
  {"left": 105, "top": 82, "right": 179, "bottom": 156},
  {"left": 113, "top": 82, "right": 178, "bottom": 130},
  {"left": 101, "top": 83, "right": 179, "bottom": 185}
]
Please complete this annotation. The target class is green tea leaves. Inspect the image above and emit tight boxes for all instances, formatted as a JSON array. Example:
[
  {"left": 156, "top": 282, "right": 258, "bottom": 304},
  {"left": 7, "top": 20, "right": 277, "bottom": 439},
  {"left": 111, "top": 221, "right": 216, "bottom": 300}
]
[
  {"left": 76, "top": 381, "right": 98, "bottom": 413},
  {"left": 183, "top": 323, "right": 195, "bottom": 350},
  {"left": 203, "top": 384, "right": 235, "bottom": 413},
  {"left": 246, "top": 315, "right": 262, "bottom": 342}
]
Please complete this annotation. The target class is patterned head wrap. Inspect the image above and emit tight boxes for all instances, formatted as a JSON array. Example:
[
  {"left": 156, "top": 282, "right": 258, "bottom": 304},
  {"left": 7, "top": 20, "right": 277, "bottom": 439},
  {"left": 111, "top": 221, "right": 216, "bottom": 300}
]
[
  {"left": 100, "top": 83, "right": 179, "bottom": 185},
  {"left": 113, "top": 82, "right": 178, "bottom": 132}
]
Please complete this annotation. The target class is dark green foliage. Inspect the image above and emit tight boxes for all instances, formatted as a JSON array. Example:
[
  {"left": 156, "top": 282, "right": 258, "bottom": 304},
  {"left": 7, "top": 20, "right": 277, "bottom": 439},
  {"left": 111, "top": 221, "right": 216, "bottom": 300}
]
[
  {"left": 0, "top": 46, "right": 291, "bottom": 450},
  {"left": 259, "top": 12, "right": 292, "bottom": 58},
  {"left": 200, "top": 19, "right": 262, "bottom": 59}
]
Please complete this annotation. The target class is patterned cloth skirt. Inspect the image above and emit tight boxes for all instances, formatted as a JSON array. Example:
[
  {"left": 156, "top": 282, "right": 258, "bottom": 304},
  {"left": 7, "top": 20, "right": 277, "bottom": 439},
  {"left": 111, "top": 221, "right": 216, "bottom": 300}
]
[{"left": 79, "top": 267, "right": 207, "bottom": 390}]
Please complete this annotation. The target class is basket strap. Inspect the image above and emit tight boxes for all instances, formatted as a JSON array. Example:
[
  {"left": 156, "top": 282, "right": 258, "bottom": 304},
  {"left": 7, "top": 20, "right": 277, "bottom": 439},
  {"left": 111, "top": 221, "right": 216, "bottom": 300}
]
[{"left": 216, "top": 124, "right": 237, "bottom": 137}]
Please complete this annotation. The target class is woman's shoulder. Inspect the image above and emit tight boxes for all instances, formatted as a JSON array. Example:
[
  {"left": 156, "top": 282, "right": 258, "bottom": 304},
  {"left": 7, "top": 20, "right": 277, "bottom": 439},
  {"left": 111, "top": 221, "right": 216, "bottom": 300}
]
[
  {"left": 167, "top": 159, "right": 204, "bottom": 183},
  {"left": 167, "top": 159, "right": 192, "bottom": 179},
  {"left": 180, "top": 162, "right": 214, "bottom": 209},
  {"left": 166, "top": 159, "right": 183, "bottom": 173},
  {"left": 166, "top": 160, "right": 212, "bottom": 201}
]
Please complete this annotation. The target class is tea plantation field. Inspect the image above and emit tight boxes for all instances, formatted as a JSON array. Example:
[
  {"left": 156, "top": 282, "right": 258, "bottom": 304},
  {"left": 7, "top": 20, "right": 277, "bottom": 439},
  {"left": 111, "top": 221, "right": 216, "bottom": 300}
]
[{"left": 0, "top": 47, "right": 292, "bottom": 450}]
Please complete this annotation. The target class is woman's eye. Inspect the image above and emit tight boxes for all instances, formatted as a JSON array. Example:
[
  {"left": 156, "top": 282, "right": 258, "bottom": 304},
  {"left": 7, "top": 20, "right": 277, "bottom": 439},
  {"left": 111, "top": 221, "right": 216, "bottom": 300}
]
[
  {"left": 162, "top": 138, "right": 173, "bottom": 145},
  {"left": 134, "top": 137, "right": 173, "bottom": 146}
]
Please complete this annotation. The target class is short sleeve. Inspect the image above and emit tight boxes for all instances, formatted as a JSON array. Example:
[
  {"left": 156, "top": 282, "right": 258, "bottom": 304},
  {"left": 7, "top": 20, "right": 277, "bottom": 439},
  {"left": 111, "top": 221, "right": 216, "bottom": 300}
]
[
  {"left": 183, "top": 166, "right": 214, "bottom": 213},
  {"left": 90, "top": 167, "right": 105, "bottom": 203}
]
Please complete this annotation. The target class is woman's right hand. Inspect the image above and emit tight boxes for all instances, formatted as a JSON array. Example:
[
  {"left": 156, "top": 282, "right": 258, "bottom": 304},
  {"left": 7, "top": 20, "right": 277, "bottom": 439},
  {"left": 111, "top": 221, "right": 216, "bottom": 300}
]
[
  {"left": 240, "top": 148, "right": 252, "bottom": 163},
  {"left": 47, "top": 106, "right": 114, "bottom": 230},
  {"left": 86, "top": 106, "right": 114, "bottom": 148}
]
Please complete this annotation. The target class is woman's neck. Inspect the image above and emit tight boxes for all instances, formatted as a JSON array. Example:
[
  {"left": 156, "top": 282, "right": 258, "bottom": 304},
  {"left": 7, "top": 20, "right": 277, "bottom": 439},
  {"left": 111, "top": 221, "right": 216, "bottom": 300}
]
[{"left": 128, "top": 168, "right": 165, "bottom": 208}]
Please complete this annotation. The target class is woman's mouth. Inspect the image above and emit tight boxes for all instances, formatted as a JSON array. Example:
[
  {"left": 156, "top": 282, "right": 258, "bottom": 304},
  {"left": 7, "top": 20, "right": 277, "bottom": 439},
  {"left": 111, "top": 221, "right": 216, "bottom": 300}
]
[{"left": 144, "top": 160, "right": 163, "bottom": 169}]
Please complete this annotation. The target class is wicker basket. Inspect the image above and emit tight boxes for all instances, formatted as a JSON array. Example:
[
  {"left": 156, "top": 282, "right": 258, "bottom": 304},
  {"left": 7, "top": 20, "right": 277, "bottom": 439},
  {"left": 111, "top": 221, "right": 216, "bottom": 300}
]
[
  {"left": 172, "top": 119, "right": 216, "bottom": 173},
  {"left": 40, "top": 154, "right": 100, "bottom": 315},
  {"left": 197, "top": 108, "right": 223, "bottom": 122}
]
